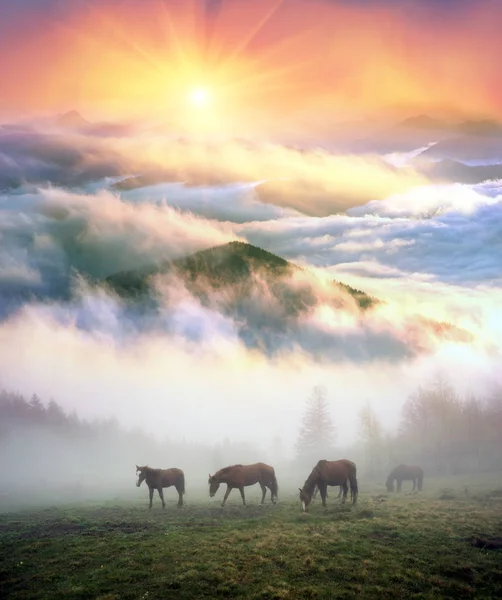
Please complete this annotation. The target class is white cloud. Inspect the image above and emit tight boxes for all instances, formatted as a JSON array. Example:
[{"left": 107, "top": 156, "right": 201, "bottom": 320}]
[
  {"left": 0, "top": 186, "right": 241, "bottom": 302},
  {"left": 0, "top": 291, "right": 499, "bottom": 451},
  {"left": 237, "top": 181, "right": 502, "bottom": 286}
]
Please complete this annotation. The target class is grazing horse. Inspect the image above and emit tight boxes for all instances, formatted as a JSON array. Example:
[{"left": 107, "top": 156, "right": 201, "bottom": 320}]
[
  {"left": 299, "top": 459, "right": 358, "bottom": 512},
  {"left": 386, "top": 464, "right": 424, "bottom": 493},
  {"left": 208, "top": 463, "right": 278, "bottom": 507},
  {"left": 136, "top": 465, "right": 185, "bottom": 509}
]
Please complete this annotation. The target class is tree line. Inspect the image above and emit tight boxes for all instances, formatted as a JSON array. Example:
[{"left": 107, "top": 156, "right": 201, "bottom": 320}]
[
  {"left": 1, "top": 375, "right": 501, "bottom": 490},
  {"left": 295, "top": 378, "right": 502, "bottom": 480},
  {"left": 0, "top": 390, "right": 259, "bottom": 489}
]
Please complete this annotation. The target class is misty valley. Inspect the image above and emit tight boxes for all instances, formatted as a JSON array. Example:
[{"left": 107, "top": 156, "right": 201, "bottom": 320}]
[{"left": 1, "top": 382, "right": 502, "bottom": 598}]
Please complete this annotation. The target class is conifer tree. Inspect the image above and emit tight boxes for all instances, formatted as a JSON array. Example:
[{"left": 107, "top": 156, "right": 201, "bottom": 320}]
[{"left": 295, "top": 385, "right": 336, "bottom": 463}]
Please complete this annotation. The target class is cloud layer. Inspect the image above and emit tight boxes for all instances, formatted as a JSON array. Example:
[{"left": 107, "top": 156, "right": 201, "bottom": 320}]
[{"left": 0, "top": 125, "right": 501, "bottom": 448}]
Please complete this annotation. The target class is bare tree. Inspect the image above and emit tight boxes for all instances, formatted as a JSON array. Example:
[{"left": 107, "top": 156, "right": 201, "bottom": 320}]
[
  {"left": 295, "top": 385, "right": 336, "bottom": 464},
  {"left": 400, "top": 374, "right": 462, "bottom": 472},
  {"left": 358, "top": 400, "right": 385, "bottom": 479},
  {"left": 359, "top": 401, "right": 382, "bottom": 444}
]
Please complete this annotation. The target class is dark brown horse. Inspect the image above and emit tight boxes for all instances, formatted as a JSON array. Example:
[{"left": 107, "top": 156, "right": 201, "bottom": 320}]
[
  {"left": 386, "top": 464, "right": 424, "bottom": 493},
  {"left": 136, "top": 465, "right": 185, "bottom": 509},
  {"left": 299, "top": 459, "right": 358, "bottom": 512},
  {"left": 208, "top": 463, "right": 278, "bottom": 507}
]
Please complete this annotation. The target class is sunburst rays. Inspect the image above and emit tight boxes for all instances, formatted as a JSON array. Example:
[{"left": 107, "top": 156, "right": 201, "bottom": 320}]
[
  {"left": 34, "top": 0, "right": 321, "bottom": 134},
  {"left": 6, "top": 0, "right": 500, "bottom": 131}
]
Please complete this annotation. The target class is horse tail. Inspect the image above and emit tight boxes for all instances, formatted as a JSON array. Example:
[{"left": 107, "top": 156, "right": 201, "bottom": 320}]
[
  {"left": 270, "top": 469, "right": 279, "bottom": 501},
  {"left": 179, "top": 471, "right": 185, "bottom": 495},
  {"left": 417, "top": 471, "right": 423, "bottom": 492}
]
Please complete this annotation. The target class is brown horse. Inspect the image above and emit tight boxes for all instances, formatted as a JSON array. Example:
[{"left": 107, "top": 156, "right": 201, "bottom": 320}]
[
  {"left": 386, "top": 464, "right": 423, "bottom": 493},
  {"left": 299, "top": 459, "right": 358, "bottom": 512},
  {"left": 208, "top": 463, "right": 278, "bottom": 507},
  {"left": 136, "top": 465, "right": 185, "bottom": 509}
]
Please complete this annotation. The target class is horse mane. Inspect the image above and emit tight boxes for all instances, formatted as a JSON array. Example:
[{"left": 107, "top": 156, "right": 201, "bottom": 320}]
[
  {"left": 140, "top": 465, "right": 162, "bottom": 474},
  {"left": 302, "top": 464, "right": 321, "bottom": 494}
]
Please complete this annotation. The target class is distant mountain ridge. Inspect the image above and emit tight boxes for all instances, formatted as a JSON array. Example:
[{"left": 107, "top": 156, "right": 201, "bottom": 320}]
[
  {"left": 55, "top": 110, "right": 91, "bottom": 130},
  {"left": 397, "top": 114, "right": 502, "bottom": 137},
  {"left": 398, "top": 115, "right": 451, "bottom": 130}
]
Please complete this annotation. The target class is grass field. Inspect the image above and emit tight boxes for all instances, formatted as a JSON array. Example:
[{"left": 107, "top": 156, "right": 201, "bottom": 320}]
[{"left": 1, "top": 473, "right": 502, "bottom": 600}]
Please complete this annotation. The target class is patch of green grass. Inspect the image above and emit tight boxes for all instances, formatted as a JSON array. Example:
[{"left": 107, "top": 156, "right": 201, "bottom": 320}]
[{"left": 1, "top": 485, "right": 502, "bottom": 600}]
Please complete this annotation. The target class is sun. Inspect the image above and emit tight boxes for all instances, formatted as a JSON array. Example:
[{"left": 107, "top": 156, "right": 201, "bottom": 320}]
[{"left": 189, "top": 87, "right": 211, "bottom": 108}]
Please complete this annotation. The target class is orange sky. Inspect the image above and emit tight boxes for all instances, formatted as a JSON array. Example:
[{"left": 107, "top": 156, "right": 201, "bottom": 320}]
[{"left": 1, "top": 0, "right": 501, "bottom": 133}]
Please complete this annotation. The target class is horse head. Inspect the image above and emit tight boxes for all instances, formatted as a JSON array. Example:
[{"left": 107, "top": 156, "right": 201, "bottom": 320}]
[
  {"left": 298, "top": 487, "right": 313, "bottom": 512},
  {"left": 136, "top": 465, "right": 147, "bottom": 487},
  {"left": 208, "top": 474, "right": 220, "bottom": 497}
]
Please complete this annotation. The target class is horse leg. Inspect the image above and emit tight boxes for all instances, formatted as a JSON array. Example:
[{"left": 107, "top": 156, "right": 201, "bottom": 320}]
[
  {"left": 239, "top": 486, "right": 246, "bottom": 507},
  {"left": 318, "top": 483, "right": 328, "bottom": 508},
  {"left": 148, "top": 486, "right": 154, "bottom": 510},
  {"left": 397, "top": 479, "right": 402, "bottom": 493},
  {"left": 158, "top": 488, "right": 165, "bottom": 509},
  {"left": 221, "top": 485, "right": 232, "bottom": 507},
  {"left": 341, "top": 482, "right": 348, "bottom": 504},
  {"left": 259, "top": 483, "right": 267, "bottom": 505},
  {"left": 337, "top": 486, "right": 342, "bottom": 499},
  {"left": 177, "top": 485, "right": 183, "bottom": 508}
]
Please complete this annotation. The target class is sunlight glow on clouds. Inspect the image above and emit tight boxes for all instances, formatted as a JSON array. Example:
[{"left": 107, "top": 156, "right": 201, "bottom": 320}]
[{"left": 0, "top": 0, "right": 501, "bottom": 446}]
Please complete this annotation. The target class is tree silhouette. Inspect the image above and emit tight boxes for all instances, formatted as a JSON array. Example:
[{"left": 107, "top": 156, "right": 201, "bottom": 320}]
[
  {"left": 358, "top": 401, "right": 384, "bottom": 479},
  {"left": 295, "top": 385, "right": 336, "bottom": 463}
]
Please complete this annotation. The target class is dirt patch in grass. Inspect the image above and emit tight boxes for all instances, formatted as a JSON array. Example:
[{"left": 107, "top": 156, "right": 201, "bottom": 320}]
[
  {"left": 439, "top": 493, "right": 456, "bottom": 500},
  {"left": 369, "top": 528, "right": 399, "bottom": 542},
  {"left": 177, "top": 520, "right": 220, "bottom": 528},
  {"left": 442, "top": 565, "right": 477, "bottom": 583},
  {"left": 17, "top": 521, "right": 157, "bottom": 539},
  {"left": 180, "top": 505, "right": 277, "bottom": 520},
  {"left": 356, "top": 509, "right": 374, "bottom": 519},
  {"left": 487, "top": 488, "right": 502, "bottom": 498},
  {"left": 469, "top": 536, "right": 502, "bottom": 550}
]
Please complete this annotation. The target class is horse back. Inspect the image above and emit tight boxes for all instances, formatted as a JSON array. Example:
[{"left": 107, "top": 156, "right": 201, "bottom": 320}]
[
  {"left": 317, "top": 459, "right": 354, "bottom": 486},
  {"left": 395, "top": 464, "right": 423, "bottom": 479},
  {"left": 413, "top": 465, "right": 424, "bottom": 478},
  {"left": 158, "top": 468, "right": 184, "bottom": 487},
  {"left": 238, "top": 463, "right": 274, "bottom": 486},
  {"left": 218, "top": 463, "right": 274, "bottom": 486}
]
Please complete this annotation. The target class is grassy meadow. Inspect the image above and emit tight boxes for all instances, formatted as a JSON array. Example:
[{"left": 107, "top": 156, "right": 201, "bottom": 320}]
[{"left": 1, "top": 472, "right": 502, "bottom": 600}]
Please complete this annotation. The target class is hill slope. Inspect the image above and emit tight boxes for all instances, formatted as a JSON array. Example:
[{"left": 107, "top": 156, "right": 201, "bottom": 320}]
[
  {"left": 104, "top": 242, "right": 472, "bottom": 352},
  {"left": 105, "top": 241, "right": 375, "bottom": 311}
]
